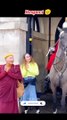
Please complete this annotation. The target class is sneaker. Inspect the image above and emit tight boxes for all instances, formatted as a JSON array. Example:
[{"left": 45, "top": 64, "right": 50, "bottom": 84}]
[
  {"left": 24, "top": 109, "right": 28, "bottom": 114},
  {"left": 36, "top": 109, "right": 40, "bottom": 114},
  {"left": 53, "top": 108, "right": 57, "bottom": 114}
]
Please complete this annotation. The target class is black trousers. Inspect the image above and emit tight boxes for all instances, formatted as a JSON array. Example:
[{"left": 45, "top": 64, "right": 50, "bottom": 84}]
[{"left": 25, "top": 106, "right": 39, "bottom": 110}]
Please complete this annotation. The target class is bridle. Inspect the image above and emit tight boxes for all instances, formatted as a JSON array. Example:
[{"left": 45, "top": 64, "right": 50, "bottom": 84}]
[
  {"left": 53, "top": 55, "right": 66, "bottom": 75},
  {"left": 53, "top": 39, "right": 67, "bottom": 85}
]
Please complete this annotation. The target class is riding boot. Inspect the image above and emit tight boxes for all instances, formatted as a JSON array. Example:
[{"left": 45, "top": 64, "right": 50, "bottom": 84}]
[
  {"left": 52, "top": 97, "right": 58, "bottom": 114},
  {"left": 56, "top": 87, "right": 62, "bottom": 99},
  {"left": 44, "top": 76, "right": 50, "bottom": 93}
]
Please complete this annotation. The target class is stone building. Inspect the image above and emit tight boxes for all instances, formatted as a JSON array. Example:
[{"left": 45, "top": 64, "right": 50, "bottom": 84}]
[
  {"left": 0, "top": 17, "right": 27, "bottom": 64},
  {"left": 0, "top": 17, "right": 64, "bottom": 92}
]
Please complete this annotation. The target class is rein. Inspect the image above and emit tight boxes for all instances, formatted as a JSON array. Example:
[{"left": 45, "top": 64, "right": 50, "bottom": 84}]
[
  {"left": 53, "top": 48, "right": 67, "bottom": 86},
  {"left": 53, "top": 38, "right": 67, "bottom": 75}
]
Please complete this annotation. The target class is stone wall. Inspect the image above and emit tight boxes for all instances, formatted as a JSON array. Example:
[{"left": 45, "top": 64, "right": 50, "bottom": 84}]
[
  {"left": 32, "top": 17, "right": 62, "bottom": 92},
  {"left": 0, "top": 17, "right": 27, "bottom": 64},
  {"left": 32, "top": 31, "right": 48, "bottom": 92}
]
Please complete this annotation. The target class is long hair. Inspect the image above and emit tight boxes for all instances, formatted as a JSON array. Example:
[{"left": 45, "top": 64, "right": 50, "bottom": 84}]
[{"left": 22, "top": 53, "right": 36, "bottom": 66}]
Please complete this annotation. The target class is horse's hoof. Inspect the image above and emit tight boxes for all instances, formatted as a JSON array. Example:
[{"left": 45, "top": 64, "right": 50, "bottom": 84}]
[
  {"left": 60, "top": 108, "right": 66, "bottom": 113},
  {"left": 53, "top": 108, "right": 57, "bottom": 114}
]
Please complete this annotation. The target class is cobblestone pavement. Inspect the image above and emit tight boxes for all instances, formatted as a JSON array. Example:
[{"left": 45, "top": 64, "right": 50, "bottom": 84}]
[{"left": 20, "top": 92, "right": 67, "bottom": 114}]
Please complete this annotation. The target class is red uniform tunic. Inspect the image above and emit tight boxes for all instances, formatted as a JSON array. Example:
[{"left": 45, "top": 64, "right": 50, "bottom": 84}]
[
  {"left": 0, "top": 64, "right": 22, "bottom": 113},
  {"left": 46, "top": 40, "right": 59, "bottom": 71}
]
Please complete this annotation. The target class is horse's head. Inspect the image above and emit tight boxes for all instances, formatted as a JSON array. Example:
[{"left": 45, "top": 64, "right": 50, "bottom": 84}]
[{"left": 59, "top": 28, "right": 67, "bottom": 56}]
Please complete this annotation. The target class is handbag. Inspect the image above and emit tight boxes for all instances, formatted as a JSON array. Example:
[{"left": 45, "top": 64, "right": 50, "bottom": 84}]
[{"left": 17, "top": 80, "right": 24, "bottom": 98}]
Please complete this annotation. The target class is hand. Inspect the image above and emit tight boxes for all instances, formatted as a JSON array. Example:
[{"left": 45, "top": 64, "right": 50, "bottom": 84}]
[{"left": 4, "top": 65, "right": 10, "bottom": 72}]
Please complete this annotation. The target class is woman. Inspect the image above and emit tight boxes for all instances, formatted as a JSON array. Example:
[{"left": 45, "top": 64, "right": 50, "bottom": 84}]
[
  {"left": 20, "top": 53, "right": 40, "bottom": 114},
  {"left": 0, "top": 54, "right": 23, "bottom": 113}
]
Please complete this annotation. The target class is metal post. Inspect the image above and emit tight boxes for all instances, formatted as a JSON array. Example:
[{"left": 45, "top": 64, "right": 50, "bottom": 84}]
[
  {"left": 26, "top": 17, "right": 31, "bottom": 53},
  {"left": 29, "top": 17, "right": 35, "bottom": 55},
  {"left": 48, "top": 17, "right": 51, "bottom": 50},
  {"left": 33, "top": 17, "right": 35, "bottom": 31}
]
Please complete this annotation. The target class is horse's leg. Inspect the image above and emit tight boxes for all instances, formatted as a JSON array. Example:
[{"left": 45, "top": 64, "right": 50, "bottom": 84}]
[
  {"left": 50, "top": 83, "right": 57, "bottom": 112},
  {"left": 60, "top": 86, "right": 66, "bottom": 113}
]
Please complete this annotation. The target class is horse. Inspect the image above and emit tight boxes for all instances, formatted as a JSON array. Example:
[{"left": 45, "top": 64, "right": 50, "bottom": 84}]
[{"left": 48, "top": 28, "right": 67, "bottom": 113}]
